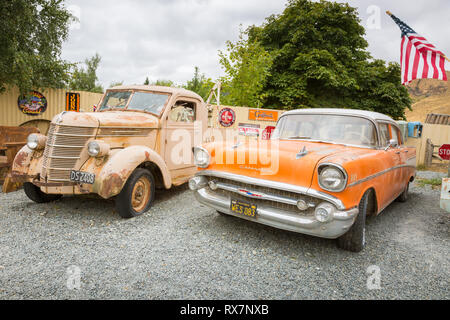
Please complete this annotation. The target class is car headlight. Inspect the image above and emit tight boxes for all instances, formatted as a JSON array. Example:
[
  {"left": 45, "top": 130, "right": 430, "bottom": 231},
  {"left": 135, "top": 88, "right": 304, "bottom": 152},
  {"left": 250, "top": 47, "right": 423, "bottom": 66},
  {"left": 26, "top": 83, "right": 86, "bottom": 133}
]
[
  {"left": 27, "top": 134, "right": 46, "bottom": 150},
  {"left": 193, "top": 147, "right": 210, "bottom": 168},
  {"left": 318, "top": 164, "right": 347, "bottom": 192},
  {"left": 87, "top": 140, "right": 110, "bottom": 157}
]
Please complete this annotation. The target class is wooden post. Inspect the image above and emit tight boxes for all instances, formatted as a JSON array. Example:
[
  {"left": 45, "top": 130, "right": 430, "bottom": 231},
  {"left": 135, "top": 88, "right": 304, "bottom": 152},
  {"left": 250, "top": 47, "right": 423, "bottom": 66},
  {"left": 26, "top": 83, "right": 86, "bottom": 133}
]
[{"left": 424, "top": 139, "right": 433, "bottom": 168}]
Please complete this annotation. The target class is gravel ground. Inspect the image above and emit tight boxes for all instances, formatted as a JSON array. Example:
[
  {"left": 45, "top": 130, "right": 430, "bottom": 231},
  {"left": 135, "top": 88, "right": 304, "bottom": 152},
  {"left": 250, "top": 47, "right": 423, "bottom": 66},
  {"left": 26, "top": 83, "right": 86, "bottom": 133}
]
[{"left": 0, "top": 172, "right": 448, "bottom": 300}]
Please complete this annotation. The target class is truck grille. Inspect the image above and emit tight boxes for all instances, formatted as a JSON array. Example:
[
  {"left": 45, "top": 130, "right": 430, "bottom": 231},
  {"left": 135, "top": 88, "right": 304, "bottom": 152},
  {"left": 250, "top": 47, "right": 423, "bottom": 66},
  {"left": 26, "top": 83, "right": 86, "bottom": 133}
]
[{"left": 41, "top": 124, "right": 96, "bottom": 182}]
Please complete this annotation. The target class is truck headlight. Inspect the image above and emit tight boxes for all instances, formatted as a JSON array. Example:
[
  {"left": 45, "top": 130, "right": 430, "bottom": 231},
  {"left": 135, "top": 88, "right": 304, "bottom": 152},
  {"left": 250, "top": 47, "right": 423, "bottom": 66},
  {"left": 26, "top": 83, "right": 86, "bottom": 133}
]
[
  {"left": 318, "top": 164, "right": 347, "bottom": 192},
  {"left": 27, "top": 134, "right": 47, "bottom": 150},
  {"left": 87, "top": 140, "right": 110, "bottom": 157},
  {"left": 193, "top": 147, "right": 210, "bottom": 168}
]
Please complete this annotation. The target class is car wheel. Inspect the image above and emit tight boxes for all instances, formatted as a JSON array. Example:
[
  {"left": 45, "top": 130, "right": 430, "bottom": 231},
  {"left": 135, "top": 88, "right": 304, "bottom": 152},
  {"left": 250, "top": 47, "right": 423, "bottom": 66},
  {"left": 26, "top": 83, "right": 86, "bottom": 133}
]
[
  {"left": 337, "top": 190, "right": 370, "bottom": 252},
  {"left": 396, "top": 182, "right": 409, "bottom": 203},
  {"left": 23, "top": 182, "right": 62, "bottom": 203},
  {"left": 115, "top": 168, "right": 155, "bottom": 219}
]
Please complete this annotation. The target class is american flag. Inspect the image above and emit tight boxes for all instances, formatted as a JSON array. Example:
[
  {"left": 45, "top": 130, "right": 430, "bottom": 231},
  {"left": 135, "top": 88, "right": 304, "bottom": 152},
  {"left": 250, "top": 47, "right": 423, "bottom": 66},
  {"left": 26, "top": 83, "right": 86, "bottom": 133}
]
[{"left": 388, "top": 12, "right": 447, "bottom": 85}]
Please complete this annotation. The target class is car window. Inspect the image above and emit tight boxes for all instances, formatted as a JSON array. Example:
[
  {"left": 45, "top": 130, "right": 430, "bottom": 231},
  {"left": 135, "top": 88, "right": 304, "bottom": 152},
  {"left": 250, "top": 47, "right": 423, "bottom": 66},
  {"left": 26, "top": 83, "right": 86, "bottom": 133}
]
[
  {"left": 98, "top": 91, "right": 132, "bottom": 110},
  {"left": 378, "top": 123, "right": 390, "bottom": 147},
  {"left": 127, "top": 92, "right": 169, "bottom": 115},
  {"left": 169, "top": 101, "right": 196, "bottom": 123},
  {"left": 391, "top": 126, "right": 402, "bottom": 146}
]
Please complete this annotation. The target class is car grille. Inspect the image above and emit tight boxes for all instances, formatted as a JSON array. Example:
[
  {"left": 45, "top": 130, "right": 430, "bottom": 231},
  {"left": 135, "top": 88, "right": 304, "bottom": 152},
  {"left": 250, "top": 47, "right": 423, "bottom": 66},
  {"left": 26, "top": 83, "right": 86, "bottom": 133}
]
[
  {"left": 41, "top": 124, "right": 96, "bottom": 182},
  {"left": 209, "top": 177, "right": 319, "bottom": 216}
]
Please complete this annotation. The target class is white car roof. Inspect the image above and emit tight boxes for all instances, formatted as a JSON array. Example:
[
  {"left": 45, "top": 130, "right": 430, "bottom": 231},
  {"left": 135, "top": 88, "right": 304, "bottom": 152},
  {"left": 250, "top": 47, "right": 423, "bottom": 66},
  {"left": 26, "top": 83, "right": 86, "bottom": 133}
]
[{"left": 281, "top": 108, "right": 395, "bottom": 123}]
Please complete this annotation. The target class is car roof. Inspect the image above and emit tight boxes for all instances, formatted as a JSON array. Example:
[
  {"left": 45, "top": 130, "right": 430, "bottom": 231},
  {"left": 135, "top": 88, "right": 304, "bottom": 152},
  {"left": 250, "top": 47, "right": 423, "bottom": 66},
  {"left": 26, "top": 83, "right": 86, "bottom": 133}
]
[
  {"left": 109, "top": 85, "right": 204, "bottom": 102},
  {"left": 281, "top": 108, "right": 395, "bottom": 123}
]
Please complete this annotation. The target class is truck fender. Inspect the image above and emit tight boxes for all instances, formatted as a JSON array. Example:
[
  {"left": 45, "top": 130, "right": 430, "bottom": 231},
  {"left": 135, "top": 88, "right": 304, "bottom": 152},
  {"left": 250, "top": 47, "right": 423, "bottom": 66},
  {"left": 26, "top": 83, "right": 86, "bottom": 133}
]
[
  {"left": 11, "top": 145, "right": 34, "bottom": 176},
  {"left": 95, "top": 146, "right": 172, "bottom": 199}
]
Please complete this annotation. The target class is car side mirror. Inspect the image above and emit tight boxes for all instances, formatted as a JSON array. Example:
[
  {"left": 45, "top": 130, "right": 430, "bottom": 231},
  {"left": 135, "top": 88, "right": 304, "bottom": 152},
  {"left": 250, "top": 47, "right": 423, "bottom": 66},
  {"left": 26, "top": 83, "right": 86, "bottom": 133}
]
[{"left": 384, "top": 139, "right": 398, "bottom": 151}]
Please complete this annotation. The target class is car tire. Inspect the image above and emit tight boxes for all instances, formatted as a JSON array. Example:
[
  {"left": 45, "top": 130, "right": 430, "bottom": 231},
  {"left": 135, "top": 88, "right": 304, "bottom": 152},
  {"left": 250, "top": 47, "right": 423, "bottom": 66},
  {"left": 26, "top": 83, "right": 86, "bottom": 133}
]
[
  {"left": 23, "top": 182, "right": 62, "bottom": 203},
  {"left": 115, "top": 168, "right": 155, "bottom": 219},
  {"left": 396, "top": 182, "right": 409, "bottom": 203},
  {"left": 337, "top": 190, "right": 370, "bottom": 252}
]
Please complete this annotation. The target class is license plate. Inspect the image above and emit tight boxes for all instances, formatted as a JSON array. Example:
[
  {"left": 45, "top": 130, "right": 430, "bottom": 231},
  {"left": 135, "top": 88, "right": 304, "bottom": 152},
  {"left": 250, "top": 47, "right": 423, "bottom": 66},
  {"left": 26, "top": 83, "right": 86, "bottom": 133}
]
[
  {"left": 230, "top": 199, "right": 257, "bottom": 219},
  {"left": 70, "top": 170, "right": 95, "bottom": 184}
]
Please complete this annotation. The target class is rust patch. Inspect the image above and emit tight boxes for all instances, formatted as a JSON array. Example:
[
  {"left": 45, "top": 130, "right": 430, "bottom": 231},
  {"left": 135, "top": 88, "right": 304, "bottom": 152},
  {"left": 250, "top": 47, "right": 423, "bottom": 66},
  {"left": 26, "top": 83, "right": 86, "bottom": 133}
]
[
  {"left": 14, "top": 151, "right": 28, "bottom": 168},
  {"left": 101, "top": 173, "right": 124, "bottom": 198},
  {"left": 145, "top": 151, "right": 150, "bottom": 160}
]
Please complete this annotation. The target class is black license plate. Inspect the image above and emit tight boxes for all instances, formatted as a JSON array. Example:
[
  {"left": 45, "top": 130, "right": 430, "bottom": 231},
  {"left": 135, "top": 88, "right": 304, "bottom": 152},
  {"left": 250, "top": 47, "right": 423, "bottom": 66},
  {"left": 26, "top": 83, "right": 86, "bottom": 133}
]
[
  {"left": 230, "top": 199, "right": 257, "bottom": 219},
  {"left": 70, "top": 170, "right": 95, "bottom": 184}
]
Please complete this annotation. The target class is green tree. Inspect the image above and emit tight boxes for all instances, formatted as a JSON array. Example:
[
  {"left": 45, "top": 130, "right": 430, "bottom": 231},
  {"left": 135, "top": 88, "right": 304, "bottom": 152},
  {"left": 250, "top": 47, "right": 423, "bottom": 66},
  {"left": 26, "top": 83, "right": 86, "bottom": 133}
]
[
  {"left": 219, "top": 29, "right": 274, "bottom": 107},
  {"left": 152, "top": 79, "right": 175, "bottom": 87},
  {"left": 68, "top": 53, "right": 104, "bottom": 93},
  {"left": 221, "top": 0, "right": 411, "bottom": 119},
  {"left": 184, "top": 67, "right": 215, "bottom": 100},
  {"left": 109, "top": 81, "right": 123, "bottom": 88},
  {"left": 144, "top": 77, "right": 150, "bottom": 85},
  {"left": 0, "top": 0, "right": 73, "bottom": 93}
]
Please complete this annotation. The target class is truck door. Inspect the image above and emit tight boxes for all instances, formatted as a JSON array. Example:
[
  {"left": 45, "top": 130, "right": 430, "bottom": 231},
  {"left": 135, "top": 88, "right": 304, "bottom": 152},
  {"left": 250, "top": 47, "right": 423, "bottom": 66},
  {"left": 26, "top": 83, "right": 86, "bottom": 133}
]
[{"left": 164, "top": 98, "right": 198, "bottom": 170}]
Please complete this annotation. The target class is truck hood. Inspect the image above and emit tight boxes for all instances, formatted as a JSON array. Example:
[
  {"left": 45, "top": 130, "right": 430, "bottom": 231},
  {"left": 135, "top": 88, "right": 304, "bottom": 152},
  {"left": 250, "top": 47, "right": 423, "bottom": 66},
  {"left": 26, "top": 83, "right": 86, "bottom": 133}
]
[
  {"left": 207, "top": 140, "right": 354, "bottom": 188},
  {"left": 50, "top": 111, "right": 159, "bottom": 128}
]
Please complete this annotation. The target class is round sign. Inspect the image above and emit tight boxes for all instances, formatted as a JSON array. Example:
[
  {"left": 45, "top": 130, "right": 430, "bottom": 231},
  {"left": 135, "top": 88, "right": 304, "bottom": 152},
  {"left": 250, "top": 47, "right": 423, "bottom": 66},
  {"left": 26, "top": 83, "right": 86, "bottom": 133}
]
[
  {"left": 438, "top": 144, "right": 450, "bottom": 160},
  {"left": 18, "top": 91, "right": 47, "bottom": 116},
  {"left": 218, "top": 108, "right": 236, "bottom": 127}
]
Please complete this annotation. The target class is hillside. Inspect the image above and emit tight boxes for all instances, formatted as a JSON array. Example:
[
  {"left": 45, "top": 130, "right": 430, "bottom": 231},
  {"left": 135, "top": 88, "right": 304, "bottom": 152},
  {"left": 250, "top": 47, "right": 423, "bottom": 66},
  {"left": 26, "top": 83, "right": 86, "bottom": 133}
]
[{"left": 405, "top": 71, "right": 450, "bottom": 122}]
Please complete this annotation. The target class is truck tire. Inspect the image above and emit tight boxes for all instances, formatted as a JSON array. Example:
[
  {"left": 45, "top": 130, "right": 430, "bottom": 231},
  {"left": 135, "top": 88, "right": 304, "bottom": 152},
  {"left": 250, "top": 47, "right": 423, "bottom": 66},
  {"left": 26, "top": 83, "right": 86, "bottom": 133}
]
[
  {"left": 337, "top": 190, "right": 370, "bottom": 252},
  {"left": 23, "top": 182, "right": 62, "bottom": 203},
  {"left": 396, "top": 182, "right": 409, "bottom": 203},
  {"left": 115, "top": 168, "right": 155, "bottom": 219}
]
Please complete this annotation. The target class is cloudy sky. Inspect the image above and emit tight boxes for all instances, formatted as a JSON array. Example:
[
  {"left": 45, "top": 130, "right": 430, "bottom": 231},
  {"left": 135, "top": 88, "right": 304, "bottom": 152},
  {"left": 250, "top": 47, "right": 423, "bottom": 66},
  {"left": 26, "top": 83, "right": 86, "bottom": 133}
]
[{"left": 62, "top": 0, "right": 450, "bottom": 89}]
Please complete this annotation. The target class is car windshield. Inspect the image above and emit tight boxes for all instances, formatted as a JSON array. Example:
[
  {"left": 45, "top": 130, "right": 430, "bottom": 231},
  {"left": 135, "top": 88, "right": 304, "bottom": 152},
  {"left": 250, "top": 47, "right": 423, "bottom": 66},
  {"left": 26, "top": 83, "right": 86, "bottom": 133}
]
[
  {"left": 97, "top": 91, "right": 170, "bottom": 115},
  {"left": 271, "top": 114, "right": 378, "bottom": 147},
  {"left": 98, "top": 91, "right": 132, "bottom": 110},
  {"left": 127, "top": 92, "right": 169, "bottom": 115}
]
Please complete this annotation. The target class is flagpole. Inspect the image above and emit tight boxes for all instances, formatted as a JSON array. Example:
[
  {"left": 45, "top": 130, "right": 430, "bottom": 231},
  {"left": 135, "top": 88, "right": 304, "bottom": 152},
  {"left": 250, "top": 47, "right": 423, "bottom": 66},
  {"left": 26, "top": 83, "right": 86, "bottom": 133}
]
[{"left": 386, "top": 10, "right": 450, "bottom": 62}]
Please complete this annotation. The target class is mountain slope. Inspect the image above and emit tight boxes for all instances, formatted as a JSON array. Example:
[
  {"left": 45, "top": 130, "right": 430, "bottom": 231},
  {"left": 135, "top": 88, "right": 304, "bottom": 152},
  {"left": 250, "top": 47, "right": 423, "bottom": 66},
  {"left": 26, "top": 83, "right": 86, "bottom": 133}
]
[{"left": 405, "top": 71, "right": 450, "bottom": 122}]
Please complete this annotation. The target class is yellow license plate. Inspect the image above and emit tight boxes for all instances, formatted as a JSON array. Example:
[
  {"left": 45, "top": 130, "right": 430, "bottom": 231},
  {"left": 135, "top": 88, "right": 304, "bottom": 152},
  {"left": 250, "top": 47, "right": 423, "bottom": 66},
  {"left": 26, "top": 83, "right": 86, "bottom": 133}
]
[{"left": 230, "top": 199, "right": 257, "bottom": 218}]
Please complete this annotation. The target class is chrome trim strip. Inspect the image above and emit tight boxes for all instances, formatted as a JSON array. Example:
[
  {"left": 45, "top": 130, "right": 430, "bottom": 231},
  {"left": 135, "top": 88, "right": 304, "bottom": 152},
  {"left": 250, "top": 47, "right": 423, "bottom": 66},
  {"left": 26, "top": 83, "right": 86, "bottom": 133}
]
[
  {"left": 347, "top": 164, "right": 416, "bottom": 187},
  {"left": 48, "top": 156, "right": 80, "bottom": 160},
  {"left": 96, "top": 135, "right": 148, "bottom": 137},
  {"left": 47, "top": 143, "right": 85, "bottom": 148},
  {"left": 196, "top": 170, "right": 345, "bottom": 210},
  {"left": 52, "top": 133, "right": 96, "bottom": 137},
  {"left": 42, "top": 166, "right": 73, "bottom": 171},
  {"left": 214, "top": 181, "right": 299, "bottom": 206}
]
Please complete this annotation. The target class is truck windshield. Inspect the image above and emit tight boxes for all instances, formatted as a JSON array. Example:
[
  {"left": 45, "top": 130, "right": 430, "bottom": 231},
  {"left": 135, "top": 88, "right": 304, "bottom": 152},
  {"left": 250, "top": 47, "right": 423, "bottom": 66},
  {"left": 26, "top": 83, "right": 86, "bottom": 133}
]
[
  {"left": 127, "top": 92, "right": 169, "bottom": 115},
  {"left": 98, "top": 91, "right": 132, "bottom": 110},
  {"left": 271, "top": 114, "right": 378, "bottom": 147}
]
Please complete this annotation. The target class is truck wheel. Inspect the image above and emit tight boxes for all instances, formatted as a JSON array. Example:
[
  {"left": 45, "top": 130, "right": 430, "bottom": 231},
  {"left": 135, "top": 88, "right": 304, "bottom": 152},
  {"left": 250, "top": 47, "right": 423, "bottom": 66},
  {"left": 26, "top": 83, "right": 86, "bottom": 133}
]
[
  {"left": 396, "top": 182, "right": 409, "bottom": 203},
  {"left": 337, "top": 190, "right": 370, "bottom": 252},
  {"left": 23, "top": 182, "right": 62, "bottom": 203},
  {"left": 115, "top": 168, "right": 155, "bottom": 219}
]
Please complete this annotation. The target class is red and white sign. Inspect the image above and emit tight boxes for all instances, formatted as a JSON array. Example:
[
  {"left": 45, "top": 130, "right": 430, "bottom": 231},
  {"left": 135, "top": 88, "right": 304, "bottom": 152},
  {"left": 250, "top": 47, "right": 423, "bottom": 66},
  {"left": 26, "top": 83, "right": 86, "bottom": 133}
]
[
  {"left": 218, "top": 108, "right": 236, "bottom": 127},
  {"left": 439, "top": 144, "right": 450, "bottom": 160},
  {"left": 262, "top": 126, "right": 275, "bottom": 140}
]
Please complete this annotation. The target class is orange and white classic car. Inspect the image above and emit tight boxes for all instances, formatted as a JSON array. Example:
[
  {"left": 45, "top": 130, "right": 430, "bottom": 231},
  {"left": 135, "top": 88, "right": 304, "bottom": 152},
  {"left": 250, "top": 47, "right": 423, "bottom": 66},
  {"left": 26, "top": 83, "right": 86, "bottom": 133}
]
[{"left": 189, "top": 109, "right": 416, "bottom": 252}]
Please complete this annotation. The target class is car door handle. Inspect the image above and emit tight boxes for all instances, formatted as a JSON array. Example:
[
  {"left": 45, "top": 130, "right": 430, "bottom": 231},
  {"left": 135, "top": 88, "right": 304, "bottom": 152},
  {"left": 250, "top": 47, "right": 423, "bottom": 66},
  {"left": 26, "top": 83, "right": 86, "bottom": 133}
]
[
  {"left": 403, "top": 150, "right": 409, "bottom": 153},
  {"left": 395, "top": 151, "right": 401, "bottom": 154}
]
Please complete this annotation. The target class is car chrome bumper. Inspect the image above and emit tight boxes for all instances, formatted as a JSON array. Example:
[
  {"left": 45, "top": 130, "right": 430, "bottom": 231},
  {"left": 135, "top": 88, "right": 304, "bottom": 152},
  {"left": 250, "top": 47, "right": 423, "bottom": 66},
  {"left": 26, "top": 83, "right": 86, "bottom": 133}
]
[{"left": 194, "top": 187, "right": 359, "bottom": 239}]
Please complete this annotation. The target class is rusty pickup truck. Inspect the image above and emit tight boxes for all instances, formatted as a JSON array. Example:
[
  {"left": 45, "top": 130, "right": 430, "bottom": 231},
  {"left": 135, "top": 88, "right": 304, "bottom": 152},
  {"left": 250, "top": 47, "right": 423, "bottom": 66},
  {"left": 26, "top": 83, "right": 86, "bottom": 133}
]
[{"left": 8, "top": 85, "right": 208, "bottom": 218}]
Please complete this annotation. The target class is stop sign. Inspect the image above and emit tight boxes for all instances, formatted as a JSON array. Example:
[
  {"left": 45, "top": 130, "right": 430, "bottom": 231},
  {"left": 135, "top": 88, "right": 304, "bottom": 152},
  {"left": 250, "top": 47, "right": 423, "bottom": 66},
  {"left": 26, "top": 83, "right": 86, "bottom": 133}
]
[{"left": 439, "top": 144, "right": 450, "bottom": 160}]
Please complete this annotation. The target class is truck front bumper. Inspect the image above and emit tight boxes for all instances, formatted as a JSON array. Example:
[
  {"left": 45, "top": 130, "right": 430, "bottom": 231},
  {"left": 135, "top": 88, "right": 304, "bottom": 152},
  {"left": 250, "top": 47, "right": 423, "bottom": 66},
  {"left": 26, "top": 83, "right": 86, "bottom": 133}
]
[{"left": 193, "top": 186, "right": 359, "bottom": 239}]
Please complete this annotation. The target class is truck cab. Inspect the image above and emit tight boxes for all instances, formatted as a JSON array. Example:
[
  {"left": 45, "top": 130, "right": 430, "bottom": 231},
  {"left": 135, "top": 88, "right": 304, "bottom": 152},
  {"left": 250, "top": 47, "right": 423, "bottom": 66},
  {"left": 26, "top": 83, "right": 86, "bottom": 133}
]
[{"left": 9, "top": 85, "right": 208, "bottom": 218}]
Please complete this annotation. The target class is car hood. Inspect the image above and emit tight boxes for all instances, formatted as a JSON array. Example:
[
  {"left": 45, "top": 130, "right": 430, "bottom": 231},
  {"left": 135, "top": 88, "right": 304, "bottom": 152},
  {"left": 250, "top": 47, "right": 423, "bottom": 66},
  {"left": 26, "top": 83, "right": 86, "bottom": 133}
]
[
  {"left": 206, "top": 140, "right": 360, "bottom": 188},
  {"left": 50, "top": 111, "right": 159, "bottom": 128}
]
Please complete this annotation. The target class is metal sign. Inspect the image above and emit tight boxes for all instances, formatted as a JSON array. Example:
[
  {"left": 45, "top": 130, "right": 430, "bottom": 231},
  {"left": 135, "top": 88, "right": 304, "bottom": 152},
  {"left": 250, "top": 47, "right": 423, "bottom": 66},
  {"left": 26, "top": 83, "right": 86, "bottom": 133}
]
[
  {"left": 248, "top": 109, "right": 279, "bottom": 122},
  {"left": 66, "top": 92, "right": 80, "bottom": 112},
  {"left": 17, "top": 91, "right": 47, "bottom": 116},
  {"left": 218, "top": 108, "right": 236, "bottom": 127},
  {"left": 439, "top": 144, "right": 450, "bottom": 160}
]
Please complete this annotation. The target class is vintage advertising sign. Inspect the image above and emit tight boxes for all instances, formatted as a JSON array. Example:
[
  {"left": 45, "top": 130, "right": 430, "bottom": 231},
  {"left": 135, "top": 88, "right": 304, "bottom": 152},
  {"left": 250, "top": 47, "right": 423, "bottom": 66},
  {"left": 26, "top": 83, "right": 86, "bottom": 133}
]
[
  {"left": 218, "top": 107, "right": 236, "bottom": 127},
  {"left": 66, "top": 92, "right": 81, "bottom": 112},
  {"left": 248, "top": 109, "right": 279, "bottom": 122},
  {"left": 238, "top": 123, "right": 260, "bottom": 137},
  {"left": 17, "top": 91, "right": 47, "bottom": 116},
  {"left": 262, "top": 126, "right": 276, "bottom": 140},
  {"left": 438, "top": 144, "right": 450, "bottom": 160}
]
